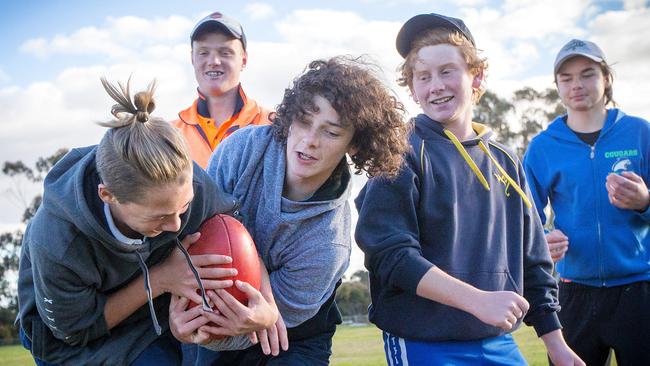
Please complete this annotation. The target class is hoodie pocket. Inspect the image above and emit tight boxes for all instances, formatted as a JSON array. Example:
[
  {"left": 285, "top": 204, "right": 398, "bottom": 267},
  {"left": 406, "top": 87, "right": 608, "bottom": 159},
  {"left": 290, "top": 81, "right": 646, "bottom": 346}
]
[
  {"left": 448, "top": 270, "right": 519, "bottom": 292},
  {"left": 431, "top": 270, "right": 523, "bottom": 340}
]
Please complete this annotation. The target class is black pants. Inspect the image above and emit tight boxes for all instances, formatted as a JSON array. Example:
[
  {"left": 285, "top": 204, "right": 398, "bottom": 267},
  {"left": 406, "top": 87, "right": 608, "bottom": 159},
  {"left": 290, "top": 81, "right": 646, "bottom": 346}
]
[
  {"left": 556, "top": 281, "right": 650, "bottom": 366},
  {"left": 195, "top": 328, "right": 335, "bottom": 366}
]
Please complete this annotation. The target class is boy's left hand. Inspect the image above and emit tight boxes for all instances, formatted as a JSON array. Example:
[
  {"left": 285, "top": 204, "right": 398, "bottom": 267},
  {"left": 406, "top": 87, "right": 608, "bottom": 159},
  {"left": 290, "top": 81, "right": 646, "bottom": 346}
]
[
  {"left": 541, "top": 329, "right": 585, "bottom": 366},
  {"left": 200, "top": 281, "right": 279, "bottom": 338},
  {"left": 606, "top": 171, "right": 650, "bottom": 211},
  {"left": 168, "top": 295, "right": 213, "bottom": 345}
]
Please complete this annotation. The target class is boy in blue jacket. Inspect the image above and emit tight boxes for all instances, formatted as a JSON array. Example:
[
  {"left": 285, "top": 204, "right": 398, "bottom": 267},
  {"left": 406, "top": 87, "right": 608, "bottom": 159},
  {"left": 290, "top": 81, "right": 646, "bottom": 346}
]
[
  {"left": 524, "top": 39, "right": 650, "bottom": 365},
  {"left": 355, "top": 13, "right": 583, "bottom": 365}
]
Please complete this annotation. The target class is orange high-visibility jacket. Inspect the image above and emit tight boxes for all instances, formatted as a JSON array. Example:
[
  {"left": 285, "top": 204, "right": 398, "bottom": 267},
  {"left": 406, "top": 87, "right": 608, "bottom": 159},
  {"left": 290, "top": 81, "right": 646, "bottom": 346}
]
[{"left": 172, "top": 86, "right": 272, "bottom": 168}]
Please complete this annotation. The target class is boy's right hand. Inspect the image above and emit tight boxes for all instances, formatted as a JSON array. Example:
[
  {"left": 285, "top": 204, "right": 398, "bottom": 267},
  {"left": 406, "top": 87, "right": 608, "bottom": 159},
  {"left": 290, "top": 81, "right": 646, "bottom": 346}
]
[
  {"left": 169, "top": 295, "right": 212, "bottom": 345},
  {"left": 546, "top": 229, "right": 569, "bottom": 263},
  {"left": 471, "top": 291, "right": 529, "bottom": 331},
  {"left": 152, "top": 232, "right": 236, "bottom": 304}
]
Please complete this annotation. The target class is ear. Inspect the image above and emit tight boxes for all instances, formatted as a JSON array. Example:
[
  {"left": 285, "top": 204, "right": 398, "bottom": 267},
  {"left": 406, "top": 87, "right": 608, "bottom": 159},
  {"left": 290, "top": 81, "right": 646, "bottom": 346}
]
[
  {"left": 98, "top": 184, "right": 117, "bottom": 204},
  {"left": 347, "top": 145, "right": 359, "bottom": 157},
  {"left": 409, "top": 87, "right": 419, "bottom": 104},
  {"left": 241, "top": 49, "right": 248, "bottom": 70},
  {"left": 472, "top": 68, "right": 485, "bottom": 89}
]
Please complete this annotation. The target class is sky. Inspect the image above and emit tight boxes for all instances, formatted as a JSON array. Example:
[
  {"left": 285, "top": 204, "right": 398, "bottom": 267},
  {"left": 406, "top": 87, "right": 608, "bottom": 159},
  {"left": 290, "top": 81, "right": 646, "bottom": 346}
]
[{"left": 1, "top": 0, "right": 649, "bottom": 275}]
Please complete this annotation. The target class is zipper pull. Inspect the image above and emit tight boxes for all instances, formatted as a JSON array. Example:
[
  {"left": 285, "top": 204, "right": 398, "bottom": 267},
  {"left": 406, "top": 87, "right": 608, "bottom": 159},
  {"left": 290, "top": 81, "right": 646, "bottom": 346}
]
[{"left": 590, "top": 145, "right": 595, "bottom": 159}]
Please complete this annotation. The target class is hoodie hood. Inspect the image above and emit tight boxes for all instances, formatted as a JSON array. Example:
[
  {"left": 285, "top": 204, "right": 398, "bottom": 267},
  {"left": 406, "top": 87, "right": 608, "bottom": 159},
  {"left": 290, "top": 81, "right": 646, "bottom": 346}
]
[
  {"left": 414, "top": 114, "right": 532, "bottom": 208},
  {"left": 414, "top": 113, "right": 493, "bottom": 145},
  {"left": 542, "top": 108, "right": 625, "bottom": 144},
  {"left": 41, "top": 145, "right": 182, "bottom": 259}
]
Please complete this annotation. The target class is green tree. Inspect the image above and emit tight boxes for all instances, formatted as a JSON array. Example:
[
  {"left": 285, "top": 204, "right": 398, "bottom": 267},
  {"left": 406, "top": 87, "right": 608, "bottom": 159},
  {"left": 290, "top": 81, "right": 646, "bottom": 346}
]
[
  {"left": 511, "top": 87, "right": 564, "bottom": 156},
  {"left": 0, "top": 148, "right": 68, "bottom": 341},
  {"left": 336, "top": 270, "right": 370, "bottom": 318},
  {"left": 474, "top": 90, "right": 515, "bottom": 145}
]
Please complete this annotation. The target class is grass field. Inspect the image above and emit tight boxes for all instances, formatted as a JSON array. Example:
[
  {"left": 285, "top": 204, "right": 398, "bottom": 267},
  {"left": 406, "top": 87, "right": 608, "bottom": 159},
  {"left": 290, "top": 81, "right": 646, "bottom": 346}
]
[
  {"left": 331, "top": 324, "right": 549, "bottom": 366},
  {"left": 0, "top": 324, "right": 601, "bottom": 365}
]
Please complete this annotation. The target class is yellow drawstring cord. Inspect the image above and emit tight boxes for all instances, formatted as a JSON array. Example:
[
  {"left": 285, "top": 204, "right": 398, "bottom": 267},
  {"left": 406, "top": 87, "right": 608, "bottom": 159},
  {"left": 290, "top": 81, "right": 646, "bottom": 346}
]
[
  {"left": 443, "top": 129, "right": 490, "bottom": 191},
  {"left": 440, "top": 128, "right": 533, "bottom": 209},
  {"left": 478, "top": 141, "right": 533, "bottom": 209}
]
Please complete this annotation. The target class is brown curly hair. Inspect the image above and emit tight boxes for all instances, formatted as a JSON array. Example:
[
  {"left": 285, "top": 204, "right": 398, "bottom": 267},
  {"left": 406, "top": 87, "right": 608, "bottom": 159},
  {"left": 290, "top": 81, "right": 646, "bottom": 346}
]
[{"left": 273, "top": 56, "right": 410, "bottom": 178}]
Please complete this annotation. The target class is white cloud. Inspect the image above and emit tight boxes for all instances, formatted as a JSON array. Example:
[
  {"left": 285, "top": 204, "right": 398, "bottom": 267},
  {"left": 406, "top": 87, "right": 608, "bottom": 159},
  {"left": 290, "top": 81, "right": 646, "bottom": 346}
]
[
  {"left": 623, "top": 0, "right": 648, "bottom": 10},
  {"left": 19, "top": 15, "right": 193, "bottom": 61},
  {"left": 588, "top": 6, "right": 650, "bottom": 117},
  {"left": 240, "top": 9, "right": 413, "bottom": 114},
  {"left": 244, "top": 2, "right": 275, "bottom": 20}
]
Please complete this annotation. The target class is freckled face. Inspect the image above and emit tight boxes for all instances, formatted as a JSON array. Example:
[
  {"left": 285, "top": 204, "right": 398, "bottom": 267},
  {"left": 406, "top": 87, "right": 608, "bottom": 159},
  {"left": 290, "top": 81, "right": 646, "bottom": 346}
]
[{"left": 411, "top": 44, "right": 480, "bottom": 128}]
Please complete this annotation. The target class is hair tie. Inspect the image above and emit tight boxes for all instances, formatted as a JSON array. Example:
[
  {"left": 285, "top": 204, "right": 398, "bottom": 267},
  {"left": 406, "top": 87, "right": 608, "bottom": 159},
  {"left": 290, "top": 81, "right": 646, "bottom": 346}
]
[{"left": 136, "top": 111, "right": 149, "bottom": 123}]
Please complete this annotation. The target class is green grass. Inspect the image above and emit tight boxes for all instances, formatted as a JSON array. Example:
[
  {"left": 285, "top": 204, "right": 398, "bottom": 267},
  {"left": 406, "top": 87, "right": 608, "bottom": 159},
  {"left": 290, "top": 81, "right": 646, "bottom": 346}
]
[
  {"left": 1, "top": 324, "right": 612, "bottom": 365},
  {"left": 331, "top": 324, "right": 548, "bottom": 366},
  {"left": 0, "top": 344, "right": 32, "bottom": 366}
]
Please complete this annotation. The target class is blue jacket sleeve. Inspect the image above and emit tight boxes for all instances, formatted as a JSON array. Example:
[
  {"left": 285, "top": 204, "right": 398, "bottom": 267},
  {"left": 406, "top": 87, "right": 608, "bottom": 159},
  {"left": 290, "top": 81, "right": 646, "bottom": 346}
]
[
  {"left": 354, "top": 151, "right": 434, "bottom": 294},
  {"left": 523, "top": 139, "right": 551, "bottom": 226},
  {"left": 519, "top": 161, "right": 562, "bottom": 336}
]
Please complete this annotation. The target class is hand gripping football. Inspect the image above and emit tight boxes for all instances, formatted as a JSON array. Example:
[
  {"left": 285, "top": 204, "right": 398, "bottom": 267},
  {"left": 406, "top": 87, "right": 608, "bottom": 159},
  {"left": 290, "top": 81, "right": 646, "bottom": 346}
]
[{"left": 187, "top": 214, "right": 262, "bottom": 311}]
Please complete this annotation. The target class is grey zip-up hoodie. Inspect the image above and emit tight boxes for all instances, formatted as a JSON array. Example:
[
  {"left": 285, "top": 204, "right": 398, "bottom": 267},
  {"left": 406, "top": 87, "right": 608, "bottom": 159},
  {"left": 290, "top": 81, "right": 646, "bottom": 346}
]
[
  {"left": 17, "top": 145, "right": 228, "bottom": 365},
  {"left": 207, "top": 125, "right": 352, "bottom": 328}
]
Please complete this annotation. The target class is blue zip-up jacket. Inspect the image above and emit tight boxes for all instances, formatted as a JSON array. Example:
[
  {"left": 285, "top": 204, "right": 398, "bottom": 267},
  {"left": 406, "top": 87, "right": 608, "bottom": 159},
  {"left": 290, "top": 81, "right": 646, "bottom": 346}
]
[
  {"left": 355, "top": 114, "right": 560, "bottom": 342},
  {"left": 524, "top": 108, "right": 650, "bottom": 287}
]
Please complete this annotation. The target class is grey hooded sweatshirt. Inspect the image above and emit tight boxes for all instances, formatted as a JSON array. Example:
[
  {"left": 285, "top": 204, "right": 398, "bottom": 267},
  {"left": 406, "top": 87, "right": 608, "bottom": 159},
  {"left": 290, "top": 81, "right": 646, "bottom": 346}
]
[
  {"left": 17, "top": 145, "right": 227, "bottom": 365},
  {"left": 206, "top": 125, "right": 352, "bottom": 329}
]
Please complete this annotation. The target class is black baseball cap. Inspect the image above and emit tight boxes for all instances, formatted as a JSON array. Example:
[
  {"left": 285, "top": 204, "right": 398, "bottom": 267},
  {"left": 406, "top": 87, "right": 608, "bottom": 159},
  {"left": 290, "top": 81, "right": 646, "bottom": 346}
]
[{"left": 396, "top": 13, "right": 475, "bottom": 58}]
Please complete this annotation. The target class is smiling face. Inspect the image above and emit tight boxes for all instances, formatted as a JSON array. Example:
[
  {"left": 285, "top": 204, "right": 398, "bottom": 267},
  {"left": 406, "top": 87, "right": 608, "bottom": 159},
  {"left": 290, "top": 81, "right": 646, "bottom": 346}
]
[
  {"left": 99, "top": 168, "right": 194, "bottom": 238},
  {"left": 410, "top": 44, "right": 481, "bottom": 129},
  {"left": 556, "top": 56, "right": 607, "bottom": 113},
  {"left": 284, "top": 95, "right": 355, "bottom": 200},
  {"left": 191, "top": 32, "right": 247, "bottom": 98}
]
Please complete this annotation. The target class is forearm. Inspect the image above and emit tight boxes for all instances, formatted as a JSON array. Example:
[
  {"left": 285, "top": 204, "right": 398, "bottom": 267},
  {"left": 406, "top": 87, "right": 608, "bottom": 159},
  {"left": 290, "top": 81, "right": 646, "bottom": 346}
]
[
  {"left": 104, "top": 274, "right": 153, "bottom": 329},
  {"left": 415, "top": 266, "right": 480, "bottom": 314},
  {"left": 540, "top": 329, "right": 566, "bottom": 347},
  {"left": 104, "top": 267, "right": 166, "bottom": 329}
]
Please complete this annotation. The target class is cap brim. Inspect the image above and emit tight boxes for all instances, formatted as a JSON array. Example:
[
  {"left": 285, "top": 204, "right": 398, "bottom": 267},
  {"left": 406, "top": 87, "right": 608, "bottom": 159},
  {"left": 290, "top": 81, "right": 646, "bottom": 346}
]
[
  {"left": 554, "top": 52, "right": 604, "bottom": 73},
  {"left": 396, "top": 14, "right": 470, "bottom": 58},
  {"left": 191, "top": 20, "right": 240, "bottom": 42}
]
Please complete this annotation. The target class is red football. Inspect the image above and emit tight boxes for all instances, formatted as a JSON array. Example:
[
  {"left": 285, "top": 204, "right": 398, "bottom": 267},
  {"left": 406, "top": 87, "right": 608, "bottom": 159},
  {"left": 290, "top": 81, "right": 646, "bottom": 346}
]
[{"left": 187, "top": 214, "right": 262, "bottom": 321}]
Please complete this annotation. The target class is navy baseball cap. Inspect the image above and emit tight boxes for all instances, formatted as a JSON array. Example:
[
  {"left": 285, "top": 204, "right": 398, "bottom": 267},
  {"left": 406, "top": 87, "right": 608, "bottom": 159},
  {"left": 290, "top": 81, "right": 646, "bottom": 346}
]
[
  {"left": 396, "top": 13, "right": 475, "bottom": 58},
  {"left": 190, "top": 12, "right": 247, "bottom": 50},
  {"left": 554, "top": 39, "right": 606, "bottom": 74}
]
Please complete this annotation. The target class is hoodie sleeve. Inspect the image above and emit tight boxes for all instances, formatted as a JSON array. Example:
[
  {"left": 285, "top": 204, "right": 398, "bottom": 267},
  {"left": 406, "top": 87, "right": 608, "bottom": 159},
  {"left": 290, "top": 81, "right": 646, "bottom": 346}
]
[
  {"left": 354, "top": 150, "right": 434, "bottom": 294},
  {"left": 518, "top": 161, "right": 562, "bottom": 337},
  {"left": 523, "top": 138, "right": 551, "bottom": 226},
  {"left": 29, "top": 238, "right": 109, "bottom": 346},
  {"left": 269, "top": 225, "right": 350, "bottom": 328}
]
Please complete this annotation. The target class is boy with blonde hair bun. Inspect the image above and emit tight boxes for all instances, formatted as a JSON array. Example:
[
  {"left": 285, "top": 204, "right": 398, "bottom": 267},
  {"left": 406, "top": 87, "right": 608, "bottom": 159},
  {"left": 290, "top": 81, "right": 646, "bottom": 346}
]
[{"left": 355, "top": 13, "right": 584, "bottom": 365}]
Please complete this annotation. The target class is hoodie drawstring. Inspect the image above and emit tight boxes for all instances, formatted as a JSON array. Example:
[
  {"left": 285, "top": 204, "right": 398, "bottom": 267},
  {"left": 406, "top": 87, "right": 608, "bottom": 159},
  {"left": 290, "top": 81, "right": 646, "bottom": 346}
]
[
  {"left": 477, "top": 141, "right": 532, "bottom": 209},
  {"left": 135, "top": 240, "right": 214, "bottom": 336},
  {"left": 135, "top": 251, "right": 162, "bottom": 336},
  {"left": 441, "top": 128, "right": 533, "bottom": 209},
  {"left": 443, "top": 129, "right": 490, "bottom": 190},
  {"left": 175, "top": 239, "right": 213, "bottom": 312}
]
